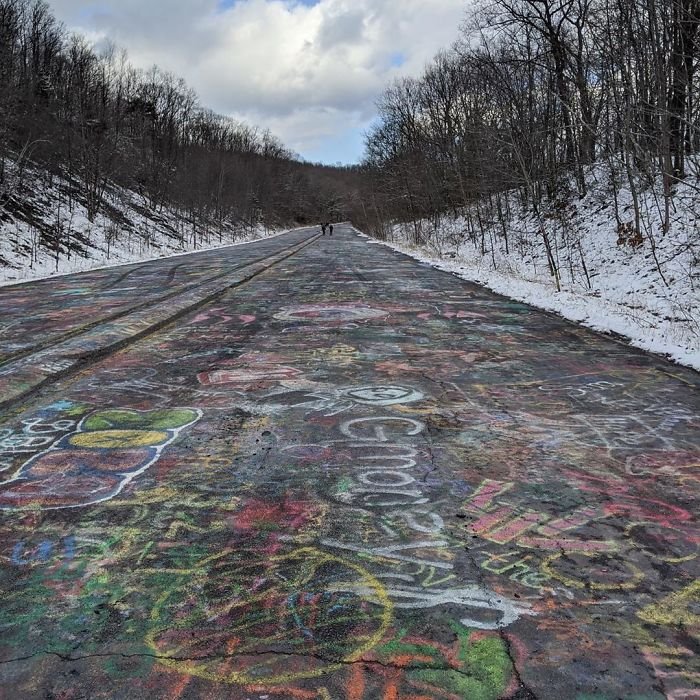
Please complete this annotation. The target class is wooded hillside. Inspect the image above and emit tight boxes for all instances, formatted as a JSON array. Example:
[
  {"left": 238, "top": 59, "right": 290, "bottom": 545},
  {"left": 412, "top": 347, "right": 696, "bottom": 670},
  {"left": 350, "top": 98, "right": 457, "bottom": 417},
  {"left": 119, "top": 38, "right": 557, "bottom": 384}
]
[
  {"left": 0, "top": 0, "right": 359, "bottom": 262},
  {"left": 362, "top": 0, "right": 700, "bottom": 259}
]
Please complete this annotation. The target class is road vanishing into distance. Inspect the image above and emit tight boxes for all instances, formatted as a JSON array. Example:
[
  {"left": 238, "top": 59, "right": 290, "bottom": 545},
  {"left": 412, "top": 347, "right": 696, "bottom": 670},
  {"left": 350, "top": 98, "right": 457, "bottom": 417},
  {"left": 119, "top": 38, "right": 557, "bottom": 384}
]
[{"left": 0, "top": 225, "right": 698, "bottom": 700}]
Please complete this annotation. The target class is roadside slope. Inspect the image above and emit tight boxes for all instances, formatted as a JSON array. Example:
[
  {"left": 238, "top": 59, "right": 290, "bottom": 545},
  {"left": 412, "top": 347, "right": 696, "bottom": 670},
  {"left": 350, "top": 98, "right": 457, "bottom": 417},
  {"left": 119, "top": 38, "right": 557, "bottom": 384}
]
[
  {"left": 0, "top": 157, "right": 284, "bottom": 286},
  {"left": 375, "top": 171, "right": 700, "bottom": 370}
]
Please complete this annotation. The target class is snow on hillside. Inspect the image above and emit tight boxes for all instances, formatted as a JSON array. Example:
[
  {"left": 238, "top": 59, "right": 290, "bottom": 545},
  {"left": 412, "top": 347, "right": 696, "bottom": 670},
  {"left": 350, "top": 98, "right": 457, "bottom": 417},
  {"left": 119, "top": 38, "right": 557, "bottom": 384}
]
[
  {"left": 0, "top": 157, "right": 282, "bottom": 286},
  {"left": 378, "top": 169, "right": 700, "bottom": 371}
]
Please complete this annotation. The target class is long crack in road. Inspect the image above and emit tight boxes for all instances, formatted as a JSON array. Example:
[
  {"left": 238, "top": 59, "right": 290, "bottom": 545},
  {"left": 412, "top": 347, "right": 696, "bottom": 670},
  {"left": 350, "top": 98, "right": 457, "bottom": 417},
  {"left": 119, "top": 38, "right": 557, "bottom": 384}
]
[{"left": 0, "top": 226, "right": 698, "bottom": 699}]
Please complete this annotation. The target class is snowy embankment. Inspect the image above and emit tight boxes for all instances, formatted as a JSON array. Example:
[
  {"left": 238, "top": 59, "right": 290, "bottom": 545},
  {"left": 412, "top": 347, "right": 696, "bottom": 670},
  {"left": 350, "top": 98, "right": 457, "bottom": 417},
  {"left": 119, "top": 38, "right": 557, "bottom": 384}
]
[
  {"left": 0, "top": 158, "right": 283, "bottom": 287},
  {"left": 377, "top": 173, "right": 700, "bottom": 371}
]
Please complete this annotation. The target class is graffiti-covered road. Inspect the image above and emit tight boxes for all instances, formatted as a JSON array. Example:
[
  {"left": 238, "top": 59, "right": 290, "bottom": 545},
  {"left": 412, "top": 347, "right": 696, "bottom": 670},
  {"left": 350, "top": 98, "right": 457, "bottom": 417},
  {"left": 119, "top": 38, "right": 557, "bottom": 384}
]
[{"left": 0, "top": 225, "right": 698, "bottom": 700}]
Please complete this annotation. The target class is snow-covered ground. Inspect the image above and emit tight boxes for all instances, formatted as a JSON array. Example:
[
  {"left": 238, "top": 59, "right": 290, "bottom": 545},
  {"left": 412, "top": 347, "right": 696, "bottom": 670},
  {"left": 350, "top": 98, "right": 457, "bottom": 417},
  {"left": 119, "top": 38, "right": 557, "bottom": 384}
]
[
  {"left": 0, "top": 157, "right": 283, "bottom": 286},
  {"left": 373, "top": 170, "right": 700, "bottom": 371}
]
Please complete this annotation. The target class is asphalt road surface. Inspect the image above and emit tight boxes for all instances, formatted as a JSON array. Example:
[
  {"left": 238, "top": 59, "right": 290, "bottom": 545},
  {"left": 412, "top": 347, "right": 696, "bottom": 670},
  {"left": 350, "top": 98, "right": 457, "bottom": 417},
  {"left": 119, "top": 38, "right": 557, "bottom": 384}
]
[{"left": 0, "top": 225, "right": 698, "bottom": 700}]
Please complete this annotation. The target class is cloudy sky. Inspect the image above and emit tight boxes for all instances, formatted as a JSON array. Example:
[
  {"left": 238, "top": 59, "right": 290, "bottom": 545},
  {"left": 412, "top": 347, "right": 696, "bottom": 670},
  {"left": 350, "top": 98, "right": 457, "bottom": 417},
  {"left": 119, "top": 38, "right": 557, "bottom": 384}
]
[{"left": 47, "top": 0, "right": 467, "bottom": 164}]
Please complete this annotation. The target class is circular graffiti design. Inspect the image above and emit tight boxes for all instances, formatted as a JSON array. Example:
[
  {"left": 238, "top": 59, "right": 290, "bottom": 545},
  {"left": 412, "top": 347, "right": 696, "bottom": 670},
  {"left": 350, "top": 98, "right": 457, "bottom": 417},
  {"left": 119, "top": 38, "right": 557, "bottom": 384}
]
[
  {"left": 343, "top": 386, "right": 424, "bottom": 406},
  {"left": 146, "top": 547, "right": 392, "bottom": 686},
  {"left": 274, "top": 303, "right": 389, "bottom": 323}
]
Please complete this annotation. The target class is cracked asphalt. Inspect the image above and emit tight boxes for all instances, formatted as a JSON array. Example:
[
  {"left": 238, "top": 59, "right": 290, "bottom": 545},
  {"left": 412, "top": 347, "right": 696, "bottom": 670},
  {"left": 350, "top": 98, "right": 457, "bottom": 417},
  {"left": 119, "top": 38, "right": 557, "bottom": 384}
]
[{"left": 0, "top": 225, "right": 698, "bottom": 699}]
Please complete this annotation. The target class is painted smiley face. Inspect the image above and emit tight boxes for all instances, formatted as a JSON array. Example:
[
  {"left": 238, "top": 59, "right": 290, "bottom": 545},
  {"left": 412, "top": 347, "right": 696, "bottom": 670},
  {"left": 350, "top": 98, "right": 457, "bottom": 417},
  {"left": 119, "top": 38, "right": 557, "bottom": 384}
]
[{"left": 343, "top": 386, "right": 425, "bottom": 406}]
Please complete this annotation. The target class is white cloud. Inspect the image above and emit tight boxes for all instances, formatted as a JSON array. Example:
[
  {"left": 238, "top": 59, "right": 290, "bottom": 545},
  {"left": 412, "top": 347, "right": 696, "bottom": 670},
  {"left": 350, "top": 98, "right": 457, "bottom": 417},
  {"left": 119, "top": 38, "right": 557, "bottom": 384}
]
[{"left": 48, "top": 0, "right": 467, "bottom": 162}]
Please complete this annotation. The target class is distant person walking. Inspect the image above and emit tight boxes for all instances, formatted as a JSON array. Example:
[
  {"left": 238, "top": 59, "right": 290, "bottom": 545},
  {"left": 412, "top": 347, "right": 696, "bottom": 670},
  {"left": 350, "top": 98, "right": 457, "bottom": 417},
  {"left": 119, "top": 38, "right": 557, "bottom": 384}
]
[
  {"left": 321, "top": 223, "right": 327, "bottom": 236},
  {"left": 329, "top": 223, "right": 334, "bottom": 236}
]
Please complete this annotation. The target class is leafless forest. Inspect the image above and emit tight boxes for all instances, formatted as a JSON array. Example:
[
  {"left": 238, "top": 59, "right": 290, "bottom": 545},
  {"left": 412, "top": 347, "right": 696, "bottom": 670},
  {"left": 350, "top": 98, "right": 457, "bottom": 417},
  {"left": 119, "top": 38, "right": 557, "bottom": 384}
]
[
  {"left": 0, "top": 0, "right": 361, "bottom": 259},
  {"left": 2, "top": 0, "right": 700, "bottom": 276},
  {"left": 362, "top": 0, "right": 700, "bottom": 258}
]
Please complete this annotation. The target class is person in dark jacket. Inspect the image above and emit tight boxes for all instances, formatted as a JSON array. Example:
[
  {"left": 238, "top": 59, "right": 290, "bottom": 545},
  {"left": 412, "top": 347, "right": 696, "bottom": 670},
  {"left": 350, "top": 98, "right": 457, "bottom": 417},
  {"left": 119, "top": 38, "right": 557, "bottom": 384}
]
[{"left": 321, "top": 223, "right": 327, "bottom": 235}]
